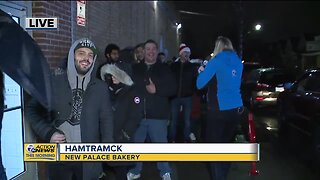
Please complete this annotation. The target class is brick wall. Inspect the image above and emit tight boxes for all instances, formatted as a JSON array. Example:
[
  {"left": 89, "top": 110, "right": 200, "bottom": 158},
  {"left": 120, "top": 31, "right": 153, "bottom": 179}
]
[
  {"left": 73, "top": 1, "right": 179, "bottom": 64},
  {"left": 32, "top": 1, "right": 179, "bottom": 68},
  {"left": 32, "top": 1, "right": 71, "bottom": 69}
]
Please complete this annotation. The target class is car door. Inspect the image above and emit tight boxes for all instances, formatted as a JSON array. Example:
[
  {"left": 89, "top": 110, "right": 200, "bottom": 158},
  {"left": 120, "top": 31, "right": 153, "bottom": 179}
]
[
  {"left": 297, "top": 73, "right": 320, "bottom": 134},
  {"left": 291, "top": 72, "right": 320, "bottom": 135}
]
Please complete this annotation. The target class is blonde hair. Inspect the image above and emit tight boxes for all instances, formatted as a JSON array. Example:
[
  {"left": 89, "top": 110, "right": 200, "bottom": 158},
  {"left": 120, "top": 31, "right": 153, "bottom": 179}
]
[{"left": 212, "top": 36, "right": 234, "bottom": 58}]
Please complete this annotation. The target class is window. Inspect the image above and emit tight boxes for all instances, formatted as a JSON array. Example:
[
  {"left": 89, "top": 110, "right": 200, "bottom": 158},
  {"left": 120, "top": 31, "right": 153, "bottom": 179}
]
[{"left": 296, "top": 73, "right": 320, "bottom": 92}]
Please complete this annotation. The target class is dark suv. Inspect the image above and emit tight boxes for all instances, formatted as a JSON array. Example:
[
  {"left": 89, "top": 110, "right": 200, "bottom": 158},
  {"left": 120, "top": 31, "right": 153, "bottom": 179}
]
[
  {"left": 241, "top": 68, "right": 294, "bottom": 109},
  {"left": 277, "top": 68, "right": 320, "bottom": 163},
  {"left": 242, "top": 62, "right": 262, "bottom": 82}
]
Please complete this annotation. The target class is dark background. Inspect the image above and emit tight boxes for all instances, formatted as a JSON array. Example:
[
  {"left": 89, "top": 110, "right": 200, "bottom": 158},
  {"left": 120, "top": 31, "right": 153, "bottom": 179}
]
[{"left": 172, "top": 1, "right": 320, "bottom": 62}]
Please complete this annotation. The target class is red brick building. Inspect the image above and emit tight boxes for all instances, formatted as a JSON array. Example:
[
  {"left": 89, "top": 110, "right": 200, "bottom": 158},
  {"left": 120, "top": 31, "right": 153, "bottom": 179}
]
[{"left": 1, "top": 1, "right": 179, "bottom": 179}]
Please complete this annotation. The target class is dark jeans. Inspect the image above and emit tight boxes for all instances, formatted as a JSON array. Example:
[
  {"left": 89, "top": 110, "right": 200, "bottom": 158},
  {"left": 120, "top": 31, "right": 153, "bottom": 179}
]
[
  {"left": 103, "top": 164, "right": 128, "bottom": 180},
  {"left": 170, "top": 97, "right": 192, "bottom": 142},
  {"left": 48, "top": 162, "right": 82, "bottom": 180},
  {"left": 205, "top": 107, "right": 243, "bottom": 180}
]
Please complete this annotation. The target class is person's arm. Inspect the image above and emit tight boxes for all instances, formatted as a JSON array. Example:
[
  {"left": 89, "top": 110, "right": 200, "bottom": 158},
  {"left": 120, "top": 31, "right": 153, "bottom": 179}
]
[
  {"left": 196, "top": 57, "right": 222, "bottom": 89},
  {"left": 99, "top": 84, "right": 114, "bottom": 142},
  {"left": 25, "top": 96, "right": 62, "bottom": 142},
  {"left": 122, "top": 90, "right": 142, "bottom": 139}
]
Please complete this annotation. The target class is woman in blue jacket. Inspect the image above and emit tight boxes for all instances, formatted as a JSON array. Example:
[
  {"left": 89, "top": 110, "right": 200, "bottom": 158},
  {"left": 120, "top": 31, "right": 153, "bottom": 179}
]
[{"left": 197, "top": 36, "right": 244, "bottom": 180}]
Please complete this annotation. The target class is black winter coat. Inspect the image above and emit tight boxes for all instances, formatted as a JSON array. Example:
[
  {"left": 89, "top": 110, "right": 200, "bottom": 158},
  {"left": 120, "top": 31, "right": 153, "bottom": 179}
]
[
  {"left": 170, "top": 61, "right": 198, "bottom": 98},
  {"left": 132, "top": 61, "right": 177, "bottom": 120},
  {"left": 110, "top": 85, "right": 142, "bottom": 142}
]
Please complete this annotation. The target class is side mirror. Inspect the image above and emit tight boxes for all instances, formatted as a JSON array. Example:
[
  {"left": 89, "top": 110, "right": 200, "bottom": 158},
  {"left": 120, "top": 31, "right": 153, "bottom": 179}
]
[{"left": 284, "top": 82, "right": 293, "bottom": 90}]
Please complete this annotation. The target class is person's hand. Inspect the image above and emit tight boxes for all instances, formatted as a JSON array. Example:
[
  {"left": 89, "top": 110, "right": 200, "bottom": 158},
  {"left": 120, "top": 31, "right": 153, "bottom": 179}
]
[
  {"left": 50, "top": 132, "right": 66, "bottom": 143},
  {"left": 111, "top": 75, "right": 120, "bottom": 84},
  {"left": 198, "top": 66, "right": 205, "bottom": 74},
  {"left": 146, "top": 78, "right": 156, "bottom": 94}
]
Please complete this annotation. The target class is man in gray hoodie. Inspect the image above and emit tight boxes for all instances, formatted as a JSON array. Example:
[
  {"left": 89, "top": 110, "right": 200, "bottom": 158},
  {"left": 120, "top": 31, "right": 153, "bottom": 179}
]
[{"left": 25, "top": 38, "right": 114, "bottom": 180}]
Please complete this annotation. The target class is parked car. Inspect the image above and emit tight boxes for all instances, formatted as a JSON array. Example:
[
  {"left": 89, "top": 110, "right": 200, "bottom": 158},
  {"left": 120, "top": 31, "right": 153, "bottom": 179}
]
[
  {"left": 277, "top": 68, "right": 320, "bottom": 164},
  {"left": 241, "top": 67, "right": 295, "bottom": 109},
  {"left": 242, "top": 62, "right": 262, "bottom": 82}
]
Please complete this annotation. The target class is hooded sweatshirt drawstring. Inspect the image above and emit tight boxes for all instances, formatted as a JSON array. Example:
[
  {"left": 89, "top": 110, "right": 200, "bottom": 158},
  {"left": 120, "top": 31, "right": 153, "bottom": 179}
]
[
  {"left": 81, "top": 77, "right": 85, "bottom": 90},
  {"left": 76, "top": 76, "right": 79, "bottom": 89},
  {"left": 75, "top": 76, "right": 86, "bottom": 90}
]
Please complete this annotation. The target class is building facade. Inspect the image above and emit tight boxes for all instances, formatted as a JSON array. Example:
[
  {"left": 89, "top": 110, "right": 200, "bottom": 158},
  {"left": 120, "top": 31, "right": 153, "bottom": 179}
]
[{"left": 0, "top": 1, "right": 180, "bottom": 179}]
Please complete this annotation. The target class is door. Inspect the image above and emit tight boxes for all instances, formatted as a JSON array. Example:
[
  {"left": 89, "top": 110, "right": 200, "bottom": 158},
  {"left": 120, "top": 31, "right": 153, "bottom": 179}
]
[
  {"left": 0, "top": 2, "right": 26, "bottom": 179},
  {"left": 291, "top": 73, "right": 318, "bottom": 135}
]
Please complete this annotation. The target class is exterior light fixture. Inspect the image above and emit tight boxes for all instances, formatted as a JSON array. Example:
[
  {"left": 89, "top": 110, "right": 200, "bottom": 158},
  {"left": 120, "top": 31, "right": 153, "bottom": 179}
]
[
  {"left": 255, "top": 24, "right": 262, "bottom": 31},
  {"left": 177, "top": 23, "right": 182, "bottom": 30}
]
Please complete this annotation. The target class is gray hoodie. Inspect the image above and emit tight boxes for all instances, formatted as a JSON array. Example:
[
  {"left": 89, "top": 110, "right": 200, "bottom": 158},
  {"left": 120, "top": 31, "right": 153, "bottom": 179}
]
[{"left": 59, "top": 38, "right": 98, "bottom": 143}]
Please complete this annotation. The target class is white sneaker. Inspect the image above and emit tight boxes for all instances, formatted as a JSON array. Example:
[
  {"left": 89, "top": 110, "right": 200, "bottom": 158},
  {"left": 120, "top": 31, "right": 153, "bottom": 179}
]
[
  {"left": 162, "top": 173, "right": 171, "bottom": 180},
  {"left": 127, "top": 172, "right": 141, "bottom": 180},
  {"left": 189, "top": 133, "right": 197, "bottom": 142}
]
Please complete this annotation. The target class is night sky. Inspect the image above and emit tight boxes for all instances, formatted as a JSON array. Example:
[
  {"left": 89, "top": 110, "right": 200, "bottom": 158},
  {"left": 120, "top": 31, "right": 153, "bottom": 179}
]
[{"left": 172, "top": 1, "right": 320, "bottom": 60}]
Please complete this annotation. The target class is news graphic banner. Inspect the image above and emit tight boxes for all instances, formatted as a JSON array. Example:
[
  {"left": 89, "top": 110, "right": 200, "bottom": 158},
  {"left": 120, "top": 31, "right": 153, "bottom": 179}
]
[
  {"left": 24, "top": 144, "right": 57, "bottom": 162},
  {"left": 24, "top": 143, "right": 259, "bottom": 162}
]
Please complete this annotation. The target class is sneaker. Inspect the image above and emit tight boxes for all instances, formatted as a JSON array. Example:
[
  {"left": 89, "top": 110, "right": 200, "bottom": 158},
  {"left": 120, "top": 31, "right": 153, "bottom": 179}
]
[
  {"left": 98, "top": 172, "right": 106, "bottom": 179},
  {"left": 127, "top": 172, "right": 141, "bottom": 180},
  {"left": 189, "top": 133, "right": 197, "bottom": 142},
  {"left": 162, "top": 173, "right": 171, "bottom": 180}
]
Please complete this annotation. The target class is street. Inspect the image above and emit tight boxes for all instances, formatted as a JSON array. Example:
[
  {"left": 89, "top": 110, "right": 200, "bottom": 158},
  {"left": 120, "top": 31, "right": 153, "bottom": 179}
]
[{"left": 136, "top": 106, "right": 320, "bottom": 180}]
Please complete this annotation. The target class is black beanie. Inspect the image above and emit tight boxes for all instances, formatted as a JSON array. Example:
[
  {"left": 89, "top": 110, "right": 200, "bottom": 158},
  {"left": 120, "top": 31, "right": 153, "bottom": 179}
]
[{"left": 74, "top": 38, "right": 97, "bottom": 55}]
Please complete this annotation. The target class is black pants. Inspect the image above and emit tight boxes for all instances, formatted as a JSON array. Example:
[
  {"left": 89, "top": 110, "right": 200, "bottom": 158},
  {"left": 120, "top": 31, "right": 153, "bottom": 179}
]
[
  {"left": 205, "top": 107, "right": 242, "bottom": 180},
  {"left": 48, "top": 162, "right": 83, "bottom": 180},
  {"left": 103, "top": 162, "right": 132, "bottom": 180}
]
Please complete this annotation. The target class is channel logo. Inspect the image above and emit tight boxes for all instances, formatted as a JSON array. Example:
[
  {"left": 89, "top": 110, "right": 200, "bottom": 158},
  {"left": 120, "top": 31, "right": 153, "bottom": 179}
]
[
  {"left": 26, "top": 144, "right": 36, "bottom": 153},
  {"left": 25, "top": 17, "right": 58, "bottom": 30},
  {"left": 24, "top": 143, "right": 57, "bottom": 161}
]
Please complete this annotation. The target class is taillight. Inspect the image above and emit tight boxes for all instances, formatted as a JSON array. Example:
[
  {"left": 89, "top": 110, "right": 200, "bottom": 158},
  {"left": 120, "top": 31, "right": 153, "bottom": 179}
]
[
  {"left": 255, "top": 96, "right": 265, "bottom": 101},
  {"left": 256, "top": 83, "right": 270, "bottom": 88}
]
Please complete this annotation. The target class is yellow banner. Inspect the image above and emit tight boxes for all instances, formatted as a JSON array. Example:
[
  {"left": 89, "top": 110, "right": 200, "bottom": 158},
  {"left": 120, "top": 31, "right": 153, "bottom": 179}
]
[
  {"left": 59, "top": 153, "right": 258, "bottom": 162},
  {"left": 24, "top": 143, "right": 57, "bottom": 162}
]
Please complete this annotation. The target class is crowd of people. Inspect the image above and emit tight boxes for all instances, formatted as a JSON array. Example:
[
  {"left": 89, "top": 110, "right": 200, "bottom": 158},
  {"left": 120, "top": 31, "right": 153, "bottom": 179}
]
[{"left": 1, "top": 33, "right": 244, "bottom": 180}]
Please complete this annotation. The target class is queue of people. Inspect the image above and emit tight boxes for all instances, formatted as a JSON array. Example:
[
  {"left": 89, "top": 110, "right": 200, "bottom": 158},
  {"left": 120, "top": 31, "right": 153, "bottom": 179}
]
[{"left": 21, "top": 35, "right": 243, "bottom": 180}]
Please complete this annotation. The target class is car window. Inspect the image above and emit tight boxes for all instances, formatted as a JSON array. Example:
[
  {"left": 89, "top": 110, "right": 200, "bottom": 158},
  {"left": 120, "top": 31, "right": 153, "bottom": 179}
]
[
  {"left": 242, "top": 63, "right": 261, "bottom": 81},
  {"left": 260, "top": 71, "right": 288, "bottom": 85},
  {"left": 246, "top": 70, "right": 260, "bottom": 82},
  {"left": 296, "top": 73, "right": 320, "bottom": 92}
]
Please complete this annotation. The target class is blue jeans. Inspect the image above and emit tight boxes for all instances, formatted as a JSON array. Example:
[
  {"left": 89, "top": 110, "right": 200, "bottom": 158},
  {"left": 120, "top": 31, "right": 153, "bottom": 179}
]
[
  {"left": 129, "top": 119, "right": 171, "bottom": 177},
  {"left": 170, "top": 97, "right": 192, "bottom": 142}
]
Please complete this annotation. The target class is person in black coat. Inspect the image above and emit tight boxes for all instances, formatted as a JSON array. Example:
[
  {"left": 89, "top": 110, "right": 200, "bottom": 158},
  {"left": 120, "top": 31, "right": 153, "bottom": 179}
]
[
  {"left": 127, "top": 39, "right": 177, "bottom": 180},
  {"left": 100, "top": 63, "right": 142, "bottom": 180}
]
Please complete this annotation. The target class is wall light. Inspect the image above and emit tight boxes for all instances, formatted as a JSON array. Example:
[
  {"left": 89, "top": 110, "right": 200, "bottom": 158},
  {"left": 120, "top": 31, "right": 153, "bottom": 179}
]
[{"left": 177, "top": 23, "right": 181, "bottom": 30}]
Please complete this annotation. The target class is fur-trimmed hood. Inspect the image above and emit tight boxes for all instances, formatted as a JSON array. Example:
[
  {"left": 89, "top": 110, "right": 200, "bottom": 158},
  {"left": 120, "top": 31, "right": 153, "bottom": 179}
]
[{"left": 100, "top": 64, "right": 133, "bottom": 86}]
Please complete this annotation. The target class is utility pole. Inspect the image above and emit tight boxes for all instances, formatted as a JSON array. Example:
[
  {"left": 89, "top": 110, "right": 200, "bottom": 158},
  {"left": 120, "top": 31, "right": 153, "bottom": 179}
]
[{"left": 238, "top": 0, "right": 244, "bottom": 60}]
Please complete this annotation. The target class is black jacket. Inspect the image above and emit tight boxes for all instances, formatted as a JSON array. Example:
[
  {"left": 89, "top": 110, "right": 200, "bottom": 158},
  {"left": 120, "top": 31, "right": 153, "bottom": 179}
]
[
  {"left": 132, "top": 61, "right": 177, "bottom": 120},
  {"left": 171, "top": 61, "right": 198, "bottom": 97},
  {"left": 110, "top": 85, "right": 142, "bottom": 142}
]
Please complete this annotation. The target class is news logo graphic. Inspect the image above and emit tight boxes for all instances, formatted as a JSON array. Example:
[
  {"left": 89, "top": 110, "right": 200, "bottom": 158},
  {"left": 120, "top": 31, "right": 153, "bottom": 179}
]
[
  {"left": 24, "top": 143, "right": 57, "bottom": 161},
  {"left": 58, "top": 143, "right": 260, "bottom": 162},
  {"left": 25, "top": 17, "right": 58, "bottom": 30}
]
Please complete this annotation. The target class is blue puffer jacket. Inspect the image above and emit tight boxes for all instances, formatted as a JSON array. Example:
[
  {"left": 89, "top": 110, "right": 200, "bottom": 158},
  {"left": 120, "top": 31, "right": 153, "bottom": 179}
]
[{"left": 197, "top": 50, "right": 243, "bottom": 110}]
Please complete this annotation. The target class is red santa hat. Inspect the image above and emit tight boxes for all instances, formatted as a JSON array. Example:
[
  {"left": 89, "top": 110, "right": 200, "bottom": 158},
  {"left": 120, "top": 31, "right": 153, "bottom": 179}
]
[{"left": 179, "top": 43, "right": 191, "bottom": 55}]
